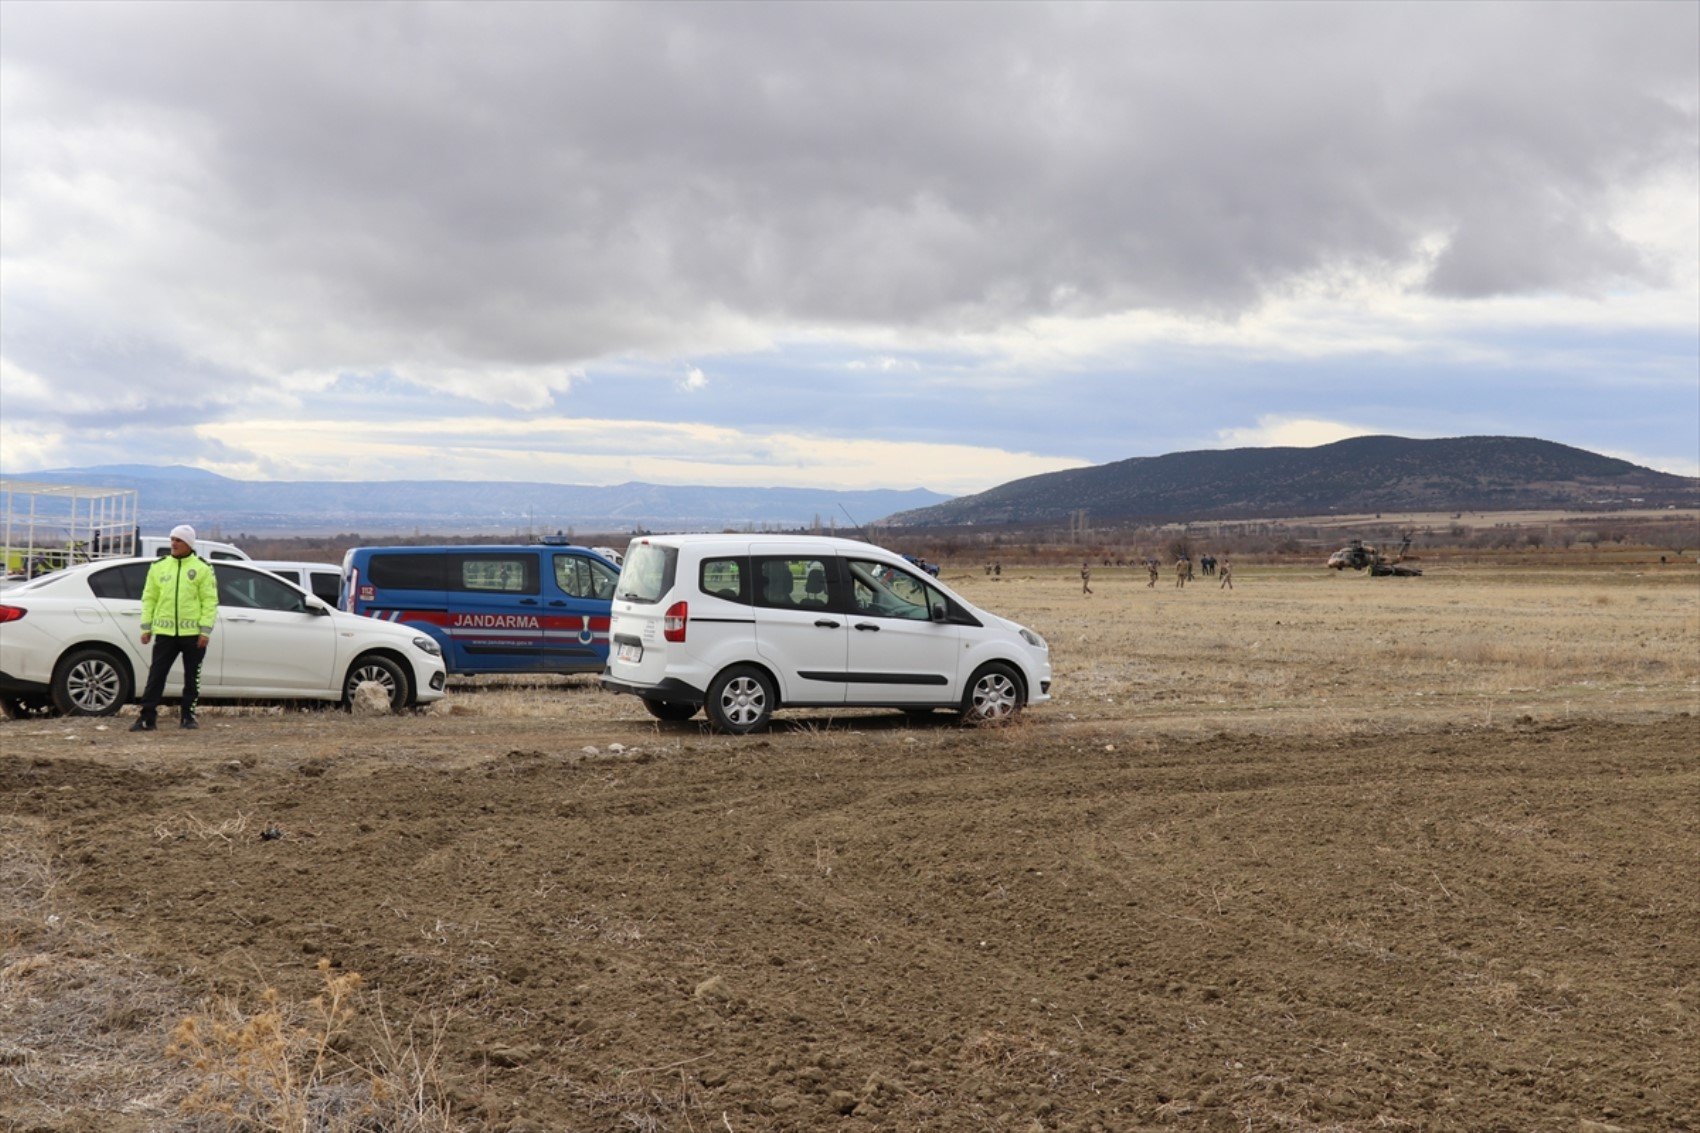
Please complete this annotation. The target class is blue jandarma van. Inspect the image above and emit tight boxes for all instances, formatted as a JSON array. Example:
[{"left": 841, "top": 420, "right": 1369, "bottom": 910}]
[{"left": 340, "top": 540, "right": 620, "bottom": 675}]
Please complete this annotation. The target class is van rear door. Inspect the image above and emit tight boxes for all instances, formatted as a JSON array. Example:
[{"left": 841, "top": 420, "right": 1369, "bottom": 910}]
[{"left": 352, "top": 550, "right": 450, "bottom": 658}]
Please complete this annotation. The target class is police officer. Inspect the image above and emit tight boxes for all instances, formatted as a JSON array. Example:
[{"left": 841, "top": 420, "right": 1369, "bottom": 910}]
[{"left": 131, "top": 524, "right": 219, "bottom": 731}]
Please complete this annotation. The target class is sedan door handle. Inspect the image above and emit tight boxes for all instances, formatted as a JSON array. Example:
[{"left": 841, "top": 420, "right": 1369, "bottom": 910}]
[
  {"left": 814, "top": 619, "right": 841, "bottom": 628},
  {"left": 854, "top": 623, "right": 880, "bottom": 632},
  {"left": 228, "top": 614, "right": 257, "bottom": 623}
]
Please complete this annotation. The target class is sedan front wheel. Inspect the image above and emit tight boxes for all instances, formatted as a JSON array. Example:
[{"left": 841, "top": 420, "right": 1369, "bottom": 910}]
[{"left": 343, "top": 654, "right": 412, "bottom": 712}]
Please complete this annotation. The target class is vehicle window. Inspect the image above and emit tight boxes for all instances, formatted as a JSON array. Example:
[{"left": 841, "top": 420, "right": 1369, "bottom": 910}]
[
  {"left": 699, "top": 557, "right": 748, "bottom": 604},
  {"left": 847, "top": 559, "right": 934, "bottom": 621},
  {"left": 219, "top": 568, "right": 309, "bottom": 612},
  {"left": 552, "top": 555, "right": 618, "bottom": 600},
  {"left": 89, "top": 562, "right": 150, "bottom": 601},
  {"left": 617, "top": 543, "right": 677, "bottom": 604},
  {"left": 754, "top": 557, "right": 833, "bottom": 610},
  {"left": 554, "top": 555, "right": 587, "bottom": 597},
  {"left": 368, "top": 554, "right": 445, "bottom": 590},
  {"left": 589, "top": 558, "right": 618, "bottom": 600},
  {"left": 451, "top": 554, "right": 538, "bottom": 594},
  {"left": 309, "top": 572, "right": 341, "bottom": 605},
  {"left": 210, "top": 551, "right": 244, "bottom": 561}
]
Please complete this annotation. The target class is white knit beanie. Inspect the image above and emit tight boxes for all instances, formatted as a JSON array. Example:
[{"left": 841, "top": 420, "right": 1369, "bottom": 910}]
[{"left": 170, "top": 524, "right": 197, "bottom": 548}]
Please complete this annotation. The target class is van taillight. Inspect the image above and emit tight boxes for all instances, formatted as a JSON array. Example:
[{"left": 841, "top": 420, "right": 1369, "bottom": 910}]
[
  {"left": 0, "top": 605, "right": 24, "bottom": 623},
  {"left": 663, "top": 601, "right": 687, "bottom": 643}
]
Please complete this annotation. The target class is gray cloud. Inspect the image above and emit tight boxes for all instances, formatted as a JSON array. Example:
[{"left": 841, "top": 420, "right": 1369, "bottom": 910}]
[{"left": 2, "top": 0, "right": 1695, "bottom": 394}]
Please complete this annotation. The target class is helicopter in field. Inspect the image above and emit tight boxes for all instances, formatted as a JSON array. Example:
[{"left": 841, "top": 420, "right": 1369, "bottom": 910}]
[{"left": 1326, "top": 533, "right": 1423, "bottom": 576}]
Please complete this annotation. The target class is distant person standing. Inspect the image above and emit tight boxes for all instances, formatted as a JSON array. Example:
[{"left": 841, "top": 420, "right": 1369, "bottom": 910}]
[
  {"left": 1219, "top": 559, "right": 1233, "bottom": 589},
  {"left": 1080, "top": 561, "right": 1093, "bottom": 595},
  {"left": 131, "top": 525, "right": 219, "bottom": 732},
  {"left": 1147, "top": 559, "right": 1160, "bottom": 588}
]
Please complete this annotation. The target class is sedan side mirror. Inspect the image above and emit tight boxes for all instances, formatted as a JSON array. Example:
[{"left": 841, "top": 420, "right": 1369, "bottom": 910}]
[
  {"left": 305, "top": 597, "right": 333, "bottom": 616},
  {"left": 931, "top": 600, "right": 949, "bottom": 622}
]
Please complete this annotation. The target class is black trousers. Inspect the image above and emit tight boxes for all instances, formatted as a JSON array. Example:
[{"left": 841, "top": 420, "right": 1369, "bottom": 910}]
[{"left": 137, "top": 635, "right": 206, "bottom": 722}]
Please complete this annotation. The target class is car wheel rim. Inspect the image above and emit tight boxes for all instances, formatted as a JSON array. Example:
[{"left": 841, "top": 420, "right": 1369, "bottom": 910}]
[
  {"left": 720, "top": 676, "right": 766, "bottom": 727},
  {"left": 349, "top": 664, "right": 397, "bottom": 700},
  {"left": 970, "top": 673, "right": 1017, "bottom": 721},
  {"left": 68, "top": 658, "right": 121, "bottom": 713}
]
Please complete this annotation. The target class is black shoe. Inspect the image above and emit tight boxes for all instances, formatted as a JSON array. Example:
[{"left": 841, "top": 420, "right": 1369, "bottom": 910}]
[
  {"left": 129, "top": 718, "right": 156, "bottom": 732},
  {"left": 180, "top": 716, "right": 199, "bottom": 730}
]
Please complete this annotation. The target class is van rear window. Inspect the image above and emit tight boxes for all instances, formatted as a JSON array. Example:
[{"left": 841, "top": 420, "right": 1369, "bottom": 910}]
[
  {"left": 368, "top": 554, "right": 446, "bottom": 590},
  {"left": 699, "top": 557, "right": 748, "bottom": 604},
  {"left": 618, "top": 543, "right": 677, "bottom": 605}
]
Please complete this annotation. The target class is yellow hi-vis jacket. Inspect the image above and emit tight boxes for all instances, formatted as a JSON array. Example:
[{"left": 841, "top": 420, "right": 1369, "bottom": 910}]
[{"left": 140, "top": 553, "right": 219, "bottom": 637}]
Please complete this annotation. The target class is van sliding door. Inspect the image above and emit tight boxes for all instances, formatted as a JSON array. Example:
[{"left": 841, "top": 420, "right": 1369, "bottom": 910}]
[{"left": 444, "top": 552, "right": 543, "bottom": 673}]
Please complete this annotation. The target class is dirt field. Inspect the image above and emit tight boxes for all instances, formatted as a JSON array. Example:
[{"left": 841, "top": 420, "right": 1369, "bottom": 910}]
[{"left": 4, "top": 563, "right": 1697, "bottom": 1132}]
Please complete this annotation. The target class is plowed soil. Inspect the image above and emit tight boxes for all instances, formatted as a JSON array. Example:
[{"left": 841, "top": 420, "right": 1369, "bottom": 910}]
[
  {"left": 4, "top": 565, "right": 1697, "bottom": 1131},
  {"left": 5, "top": 710, "right": 1696, "bottom": 1132}
]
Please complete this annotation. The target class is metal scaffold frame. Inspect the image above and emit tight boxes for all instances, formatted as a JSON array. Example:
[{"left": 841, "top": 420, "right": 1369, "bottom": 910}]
[{"left": 1, "top": 478, "right": 140, "bottom": 579}]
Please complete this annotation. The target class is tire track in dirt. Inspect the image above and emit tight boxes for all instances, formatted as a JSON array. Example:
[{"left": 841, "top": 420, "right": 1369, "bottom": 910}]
[{"left": 5, "top": 715, "right": 1696, "bottom": 1131}]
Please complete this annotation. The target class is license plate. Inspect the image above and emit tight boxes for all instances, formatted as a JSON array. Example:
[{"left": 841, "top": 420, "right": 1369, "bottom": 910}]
[{"left": 616, "top": 642, "right": 643, "bottom": 664}]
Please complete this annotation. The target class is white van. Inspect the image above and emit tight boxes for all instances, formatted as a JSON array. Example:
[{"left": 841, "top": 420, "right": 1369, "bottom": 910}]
[
  {"left": 600, "top": 534, "right": 1051, "bottom": 733},
  {"left": 138, "top": 535, "right": 251, "bottom": 562},
  {"left": 249, "top": 560, "right": 344, "bottom": 607}
]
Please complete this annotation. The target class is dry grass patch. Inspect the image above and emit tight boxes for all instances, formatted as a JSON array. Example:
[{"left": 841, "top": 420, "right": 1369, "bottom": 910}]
[
  {"left": 169, "top": 958, "right": 461, "bottom": 1133},
  {"left": 2, "top": 816, "right": 199, "bottom": 1129}
]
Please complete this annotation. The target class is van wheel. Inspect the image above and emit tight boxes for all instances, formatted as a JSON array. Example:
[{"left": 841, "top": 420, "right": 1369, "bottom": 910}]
[
  {"left": 960, "top": 662, "right": 1023, "bottom": 726},
  {"left": 643, "top": 699, "right": 698, "bottom": 722},
  {"left": 705, "top": 666, "right": 775, "bottom": 734},
  {"left": 343, "top": 654, "right": 412, "bottom": 712},
  {"left": 52, "top": 647, "right": 133, "bottom": 716}
]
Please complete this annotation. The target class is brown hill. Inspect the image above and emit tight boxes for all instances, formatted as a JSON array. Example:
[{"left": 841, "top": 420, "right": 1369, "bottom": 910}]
[{"left": 887, "top": 435, "right": 1698, "bottom": 526}]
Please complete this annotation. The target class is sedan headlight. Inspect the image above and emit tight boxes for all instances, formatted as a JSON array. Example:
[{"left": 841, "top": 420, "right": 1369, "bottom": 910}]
[
  {"left": 412, "top": 636, "right": 442, "bottom": 657},
  {"left": 1019, "top": 627, "right": 1047, "bottom": 650}
]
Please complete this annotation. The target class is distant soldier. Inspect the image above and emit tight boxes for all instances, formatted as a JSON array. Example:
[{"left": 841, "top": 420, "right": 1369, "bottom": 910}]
[
  {"left": 1147, "top": 559, "right": 1160, "bottom": 588},
  {"left": 994, "top": 562, "right": 1001, "bottom": 577},
  {"left": 1219, "top": 559, "right": 1233, "bottom": 589},
  {"left": 1080, "top": 561, "right": 1093, "bottom": 595},
  {"left": 1174, "top": 559, "right": 1187, "bottom": 588}
]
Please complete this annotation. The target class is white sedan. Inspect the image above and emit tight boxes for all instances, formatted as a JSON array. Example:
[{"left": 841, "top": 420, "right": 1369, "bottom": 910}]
[{"left": 0, "top": 558, "right": 447, "bottom": 716}]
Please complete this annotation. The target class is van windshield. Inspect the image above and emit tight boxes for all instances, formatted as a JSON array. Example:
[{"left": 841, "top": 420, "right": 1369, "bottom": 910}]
[{"left": 618, "top": 543, "right": 677, "bottom": 604}]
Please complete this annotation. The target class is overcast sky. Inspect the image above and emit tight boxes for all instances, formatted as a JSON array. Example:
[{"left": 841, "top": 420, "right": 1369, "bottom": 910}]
[{"left": 2, "top": 0, "right": 1696, "bottom": 494}]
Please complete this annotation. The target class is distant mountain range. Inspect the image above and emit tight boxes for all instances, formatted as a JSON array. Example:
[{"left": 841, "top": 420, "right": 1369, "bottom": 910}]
[
  {"left": 11, "top": 436, "right": 1692, "bottom": 536},
  {"left": 887, "top": 436, "right": 1699, "bottom": 526},
  {"left": 4, "top": 466, "right": 950, "bottom": 535}
]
